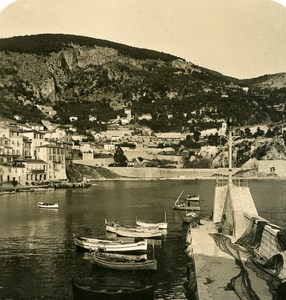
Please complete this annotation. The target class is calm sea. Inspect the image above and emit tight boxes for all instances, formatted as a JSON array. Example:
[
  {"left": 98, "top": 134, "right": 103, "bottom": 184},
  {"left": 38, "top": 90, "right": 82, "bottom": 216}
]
[{"left": 0, "top": 179, "right": 285, "bottom": 299}]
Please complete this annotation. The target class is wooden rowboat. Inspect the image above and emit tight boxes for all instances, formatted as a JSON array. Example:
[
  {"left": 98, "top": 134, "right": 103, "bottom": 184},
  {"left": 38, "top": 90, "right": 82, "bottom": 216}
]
[
  {"left": 173, "top": 190, "right": 201, "bottom": 211},
  {"left": 0, "top": 190, "right": 16, "bottom": 195},
  {"left": 34, "top": 187, "right": 55, "bottom": 192},
  {"left": 136, "top": 213, "right": 168, "bottom": 229},
  {"left": 94, "top": 252, "right": 148, "bottom": 261},
  {"left": 73, "top": 234, "right": 148, "bottom": 252},
  {"left": 136, "top": 220, "right": 167, "bottom": 230},
  {"left": 71, "top": 278, "right": 154, "bottom": 300},
  {"left": 182, "top": 211, "right": 200, "bottom": 224},
  {"left": 105, "top": 220, "right": 162, "bottom": 238},
  {"left": 37, "top": 202, "right": 59, "bottom": 209},
  {"left": 90, "top": 251, "right": 157, "bottom": 271}
]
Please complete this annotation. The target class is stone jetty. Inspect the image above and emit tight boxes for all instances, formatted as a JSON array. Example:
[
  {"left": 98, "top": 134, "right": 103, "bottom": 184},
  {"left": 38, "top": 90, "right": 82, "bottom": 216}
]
[{"left": 184, "top": 121, "right": 286, "bottom": 299}]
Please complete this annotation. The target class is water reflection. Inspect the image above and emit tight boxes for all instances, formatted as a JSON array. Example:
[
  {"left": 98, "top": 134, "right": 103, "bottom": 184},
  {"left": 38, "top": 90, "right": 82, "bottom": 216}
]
[{"left": 0, "top": 179, "right": 283, "bottom": 299}]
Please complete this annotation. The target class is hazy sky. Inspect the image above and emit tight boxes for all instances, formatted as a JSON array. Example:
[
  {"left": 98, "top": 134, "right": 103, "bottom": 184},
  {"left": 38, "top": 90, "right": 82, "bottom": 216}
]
[{"left": 0, "top": 0, "right": 286, "bottom": 79}]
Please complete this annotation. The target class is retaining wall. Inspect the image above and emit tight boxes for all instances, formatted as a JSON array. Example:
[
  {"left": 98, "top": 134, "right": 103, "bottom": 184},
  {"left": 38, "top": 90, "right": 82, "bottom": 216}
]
[{"left": 74, "top": 160, "right": 240, "bottom": 179}]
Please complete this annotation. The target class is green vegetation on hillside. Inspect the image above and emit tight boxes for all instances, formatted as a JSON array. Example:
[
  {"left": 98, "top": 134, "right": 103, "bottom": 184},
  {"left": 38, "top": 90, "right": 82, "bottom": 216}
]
[
  {"left": 0, "top": 34, "right": 179, "bottom": 61},
  {"left": 0, "top": 34, "right": 285, "bottom": 132}
]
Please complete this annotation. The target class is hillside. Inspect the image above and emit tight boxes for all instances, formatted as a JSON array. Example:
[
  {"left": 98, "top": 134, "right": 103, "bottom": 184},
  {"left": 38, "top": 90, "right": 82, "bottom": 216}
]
[
  {"left": 242, "top": 73, "right": 286, "bottom": 90},
  {"left": 0, "top": 34, "right": 286, "bottom": 131}
]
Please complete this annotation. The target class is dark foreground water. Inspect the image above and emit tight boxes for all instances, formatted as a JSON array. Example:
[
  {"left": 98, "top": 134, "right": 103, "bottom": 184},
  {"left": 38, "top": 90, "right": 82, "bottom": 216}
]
[{"left": 0, "top": 179, "right": 285, "bottom": 299}]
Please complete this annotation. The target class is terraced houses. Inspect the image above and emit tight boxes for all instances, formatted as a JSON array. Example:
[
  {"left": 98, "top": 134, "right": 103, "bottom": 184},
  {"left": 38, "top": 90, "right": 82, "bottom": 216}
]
[{"left": 0, "top": 121, "right": 72, "bottom": 186}]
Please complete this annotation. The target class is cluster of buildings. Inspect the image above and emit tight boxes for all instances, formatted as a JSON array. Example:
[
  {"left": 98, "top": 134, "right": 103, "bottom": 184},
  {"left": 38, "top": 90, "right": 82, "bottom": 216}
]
[
  {"left": 0, "top": 106, "right": 234, "bottom": 187},
  {"left": 0, "top": 121, "right": 72, "bottom": 186},
  {"left": 0, "top": 116, "right": 179, "bottom": 186}
]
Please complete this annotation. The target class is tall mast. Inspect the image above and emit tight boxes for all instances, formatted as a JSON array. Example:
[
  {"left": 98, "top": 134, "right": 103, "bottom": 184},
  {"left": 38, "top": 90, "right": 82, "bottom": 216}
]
[{"left": 228, "top": 117, "right": 233, "bottom": 185}]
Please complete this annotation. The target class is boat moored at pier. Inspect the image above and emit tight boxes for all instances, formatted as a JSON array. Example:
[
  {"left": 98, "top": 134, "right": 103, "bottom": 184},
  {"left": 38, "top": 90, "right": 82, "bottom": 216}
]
[
  {"left": 90, "top": 251, "right": 157, "bottom": 271},
  {"left": 71, "top": 277, "right": 154, "bottom": 300},
  {"left": 182, "top": 211, "right": 200, "bottom": 225},
  {"left": 73, "top": 234, "right": 148, "bottom": 252},
  {"left": 173, "top": 190, "right": 200, "bottom": 211},
  {"left": 136, "top": 220, "right": 167, "bottom": 230},
  {"left": 105, "top": 220, "right": 162, "bottom": 238},
  {"left": 136, "top": 213, "right": 167, "bottom": 229}
]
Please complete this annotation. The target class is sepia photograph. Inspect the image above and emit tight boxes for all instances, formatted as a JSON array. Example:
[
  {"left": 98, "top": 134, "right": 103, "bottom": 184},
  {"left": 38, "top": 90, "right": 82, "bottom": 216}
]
[{"left": 0, "top": 0, "right": 286, "bottom": 299}]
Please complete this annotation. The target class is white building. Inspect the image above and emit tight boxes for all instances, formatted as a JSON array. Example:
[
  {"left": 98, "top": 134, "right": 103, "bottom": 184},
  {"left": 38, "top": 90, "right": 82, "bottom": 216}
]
[
  {"left": 104, "top": 144, "right": 116, "bottom": 151},
  {"left": 25, "top": 159, "right": 48, "bottom": 184},
  {"left": 37, "top": 144, "right": 67, "bottom": 181},
  {"left": 23, "top": 130, "right": 46, "bottom": 159}
]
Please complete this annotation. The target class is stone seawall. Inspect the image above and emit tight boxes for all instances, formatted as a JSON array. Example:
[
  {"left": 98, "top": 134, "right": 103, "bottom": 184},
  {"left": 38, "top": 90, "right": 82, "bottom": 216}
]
[
  {"left": 108, "top": 167, "right": 220, "bottom": 178},
  {"left": 73, "top": 160, "right": 240, "bottom": 179}
]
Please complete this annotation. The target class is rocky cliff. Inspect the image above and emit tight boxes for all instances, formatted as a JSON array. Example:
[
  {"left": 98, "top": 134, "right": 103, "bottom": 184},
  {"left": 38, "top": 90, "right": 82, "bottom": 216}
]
[{"left": 0, "top": 34, "right": 286, "bottom": 128}]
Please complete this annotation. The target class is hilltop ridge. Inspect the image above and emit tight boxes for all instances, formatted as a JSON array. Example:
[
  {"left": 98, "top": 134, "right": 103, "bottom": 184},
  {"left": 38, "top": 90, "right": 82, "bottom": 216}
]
[{"left": 0, "top": 33, "right": 285, "bottom": 132}]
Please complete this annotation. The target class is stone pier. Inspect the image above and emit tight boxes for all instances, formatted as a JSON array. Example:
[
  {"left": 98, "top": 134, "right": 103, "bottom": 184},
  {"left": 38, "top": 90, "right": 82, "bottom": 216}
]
[
  {"left": 184, "top": 178, "right": 286, "bottom": 299},
  {"left": 185, "top": 121, "right": 286, "bottom": 299}
]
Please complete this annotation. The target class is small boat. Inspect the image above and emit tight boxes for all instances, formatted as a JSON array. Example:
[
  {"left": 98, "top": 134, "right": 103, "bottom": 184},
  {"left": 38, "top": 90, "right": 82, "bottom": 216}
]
[
  {"left": 91, "top": 252, "right": 148, "bottom": 261},
  {"left": 136, "top": 212, "right": 168, "bottom": 229},
  {"left": 182, "top": 211, "right": 200, "bottom": 224},
  {"left": 136, "top": 220, "right": 167, "bottom": 230},
  {"left": 71, "top": 278, "right": 154, "bottom": 300},
  {"left": 0, "top": 190, "right": 16, "bottom": 195},
  {"left": 173, "top": 190, "right": 201, "bottom": 211},
  {"left": 34, "top": 187, "right": 55, "bottom": 192},
  {"left": 73, "top": 234, "right": 148, "bottom": 252},
  {"left": 37, "top": 202, "right": 59, "bottom": 209},
  {"left": 18, "top": 188, "right": 35, "bottom": 192},
  {"left": 90, "top": 251, "right": 157, "bottom": 271},
  {"left": 105, "top": 220, "right": 162, "bottom": 238}
]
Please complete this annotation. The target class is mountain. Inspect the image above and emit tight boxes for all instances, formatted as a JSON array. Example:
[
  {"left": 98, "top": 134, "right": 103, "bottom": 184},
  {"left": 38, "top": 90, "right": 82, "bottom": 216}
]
[
  {"left": 242, "top": 73, "right": 286, "bottom": 90},
  {"left": 0, "top": 34, "right": 285, "bottom": 131}
]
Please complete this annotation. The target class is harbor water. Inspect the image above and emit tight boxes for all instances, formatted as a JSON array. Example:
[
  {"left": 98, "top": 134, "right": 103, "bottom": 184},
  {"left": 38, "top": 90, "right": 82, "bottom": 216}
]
[{"left": 0, "top": 179, "right": 285, "bottom": 299}]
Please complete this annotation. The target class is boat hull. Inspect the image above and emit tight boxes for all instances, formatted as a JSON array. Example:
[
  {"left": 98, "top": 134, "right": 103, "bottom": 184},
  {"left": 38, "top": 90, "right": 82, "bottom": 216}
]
[
  {"left": 34, "top": 187, "right": 55, "bottom": 192},
  {"left": 182, "top": 212, "right": 200, "bottom": 224},
  {"left": 90, "top": 252, "right": 157, "bottom": 271},
  {"left": 173, "top": 190, "right": 201, "bottom": 211},
  {"left": 173, "top": 205, "right": 201, "bottom": 211},
  {"left": 73, "top": 235, "right": 148, "bottom": 252},
  {"left": 37, "top": 202, "right": 59, "bottom": 209},
  {"left": 72, "top": 278, "right": 154, "bottom": 300},
  {"left": 136, "top": 220, "right": 168, "bottom": 230},
  {"left": 105, "top": 222, "right": 162, "bottom": 238},
  {"left": 106, "top": 226, "right": 162, "bottom": 238}
]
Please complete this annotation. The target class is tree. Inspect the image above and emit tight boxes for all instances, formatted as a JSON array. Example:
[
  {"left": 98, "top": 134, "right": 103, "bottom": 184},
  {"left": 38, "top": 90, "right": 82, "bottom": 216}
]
[
  {"left": 244, "top": 127, "right": 252, "bottom": 138},
  {"left": 113, "top": 146, "right": 127, "bottom": 167},
  {"left": 253, "top": 127, "right": 264, "bottom": 138},
  {"left": 193, "top": 130, "right": 201, "bottom": 142}
]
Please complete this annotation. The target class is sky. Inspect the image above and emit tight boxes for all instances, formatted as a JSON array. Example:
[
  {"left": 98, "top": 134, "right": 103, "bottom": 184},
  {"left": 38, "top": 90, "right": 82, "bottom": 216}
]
[{"left": 0, "top": 0, "right": 286, "bottom": 79}]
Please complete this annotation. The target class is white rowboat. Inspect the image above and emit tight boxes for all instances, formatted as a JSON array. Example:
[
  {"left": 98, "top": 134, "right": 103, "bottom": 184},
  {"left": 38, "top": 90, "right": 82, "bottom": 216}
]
[
  {"left": 73, "top": 234, "right": 148, "bottom": 252},
  {"left": 37, "top": 202, "right": 59, "bottom": 209},
  {"left": 105, "top": 220, "right": 162, "bottom": 238}
]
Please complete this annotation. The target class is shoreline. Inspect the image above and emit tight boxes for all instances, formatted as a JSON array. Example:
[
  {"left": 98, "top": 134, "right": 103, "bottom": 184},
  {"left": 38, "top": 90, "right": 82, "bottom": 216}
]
[
  {"left": 89, "top": 175, "right": 286, "bottom": 181},
  {"left": 1, "top": 175, "right": 285, "bottom": 192}
]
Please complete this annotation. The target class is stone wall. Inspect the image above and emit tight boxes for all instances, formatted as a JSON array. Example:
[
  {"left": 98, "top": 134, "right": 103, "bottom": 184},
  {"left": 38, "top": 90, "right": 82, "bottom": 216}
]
[{"left": 73, "top": 160, "right": 238, "bottom": 179}]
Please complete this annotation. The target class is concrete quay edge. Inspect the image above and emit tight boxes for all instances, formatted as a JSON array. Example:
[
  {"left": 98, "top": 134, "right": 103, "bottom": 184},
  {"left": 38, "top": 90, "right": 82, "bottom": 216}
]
[{"left": 185, "top": 220, "right": 272, "bottom": 300}]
